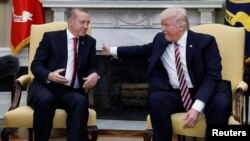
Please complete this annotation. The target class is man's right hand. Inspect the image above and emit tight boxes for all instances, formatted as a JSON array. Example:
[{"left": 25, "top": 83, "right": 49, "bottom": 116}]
[
  {"left": 48, "top": 68, "right": 68, "bottom": 84},
  {"left": 102, "top": 42, "right": 111, "bottom": 56}
]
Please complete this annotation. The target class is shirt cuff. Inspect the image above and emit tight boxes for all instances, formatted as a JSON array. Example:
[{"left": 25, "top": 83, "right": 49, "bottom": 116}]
[
  {"left": 192, "top": 99, "right": 205, "bottom": 113},
  {"left": 110, "top": 46, "right": 118, "bottom": 59}
]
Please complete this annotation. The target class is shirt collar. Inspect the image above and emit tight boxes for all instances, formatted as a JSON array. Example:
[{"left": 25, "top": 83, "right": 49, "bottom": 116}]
[
  {"left": 66, "top": 28, "right": 75, "bottom": 40},
  {"left": 176, "top": 31, "right": 187, "bottom": 48}
]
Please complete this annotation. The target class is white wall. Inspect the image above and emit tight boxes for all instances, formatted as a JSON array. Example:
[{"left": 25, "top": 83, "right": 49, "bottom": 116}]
[{"left": 0, "top": 92, "right": 27, "bottom": 119}]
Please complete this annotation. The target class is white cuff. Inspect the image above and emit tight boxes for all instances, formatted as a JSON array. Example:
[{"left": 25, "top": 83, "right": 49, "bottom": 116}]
[
  {"left": 192, "top": 99, "right": 205, "bottom": 113},
  {"left": 110, "top": 46, "right": 118, "bottom": 59}
]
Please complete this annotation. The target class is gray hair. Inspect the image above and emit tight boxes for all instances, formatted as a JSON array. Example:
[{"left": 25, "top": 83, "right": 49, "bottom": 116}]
[
  {"left": 66, "top": 8, "right": 89, "bottom": 19},
  {"left": 160, "top": 8, "right": 189, "bottom": 30}
]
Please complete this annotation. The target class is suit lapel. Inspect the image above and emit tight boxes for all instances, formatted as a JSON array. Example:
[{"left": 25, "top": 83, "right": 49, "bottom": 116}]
[
  {"left": 148, "top": 34, "right": 169, "bottom": 73},
  {"left": 154, "top": 34, "right": 169, "bottom": 59},
  {"left": 60, "top": 30, "right": 68, "bottom": 67},
  {"left": 186, "top": 30, "right": 196, "bottom": 67},
  {"left": 186, "top": 30, "right": 198, "bottom": 86},
  {"left": 77, "top": 36, "right": 89, "bottom": 69}
]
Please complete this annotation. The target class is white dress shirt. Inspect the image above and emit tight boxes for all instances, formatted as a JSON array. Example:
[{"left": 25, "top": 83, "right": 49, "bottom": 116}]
[
  {"left": 109, "top": 32, "right": 205, "bottom": 112},
  {"left": 65, "top": 28, "right": 79, "bottom": 88}
]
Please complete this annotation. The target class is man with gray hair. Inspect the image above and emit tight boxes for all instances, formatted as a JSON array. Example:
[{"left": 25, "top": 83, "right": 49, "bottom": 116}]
[
  {"left": 102, "top": 8, "right": 231, "bottom": 141},
  {"left": 28, "top": 8, "right": 100, "bottom": 141}
]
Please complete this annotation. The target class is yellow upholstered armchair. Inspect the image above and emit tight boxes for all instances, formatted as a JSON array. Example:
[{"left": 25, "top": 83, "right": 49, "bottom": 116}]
[
  {"left": 143, "top": 24, "right": 248, "bottom": 141},
  {"left": 1, "top": 22, "right": 98, "bottom": 141}
]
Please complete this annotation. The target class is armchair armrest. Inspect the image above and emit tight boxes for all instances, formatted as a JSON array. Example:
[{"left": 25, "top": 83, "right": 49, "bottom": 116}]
[
  {"left": 232, "top": 81, "right": 248, "bottom": 123},
  {"left": 16, "top": 74, "right": 32, "bottom": 85},
  {"left": 236, "top": 81, "right": 248, "bottom": 91},
  {"left": 9, "top": 74, "right": 32, "bottom": 111},
  {"left": 11, "top": 74, "right": 96, "bottom": 110}
]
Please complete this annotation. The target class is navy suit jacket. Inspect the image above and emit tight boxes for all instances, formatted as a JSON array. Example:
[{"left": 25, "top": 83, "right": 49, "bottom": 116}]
[
  {"left": 117, "top": 30, "right": 225, "bottom": 104},
  {"left": 30, "top": 29, "right": 98, "bottom": 91}
]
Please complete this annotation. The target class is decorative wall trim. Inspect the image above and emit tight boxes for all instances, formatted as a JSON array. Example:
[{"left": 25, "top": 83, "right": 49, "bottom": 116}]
[
  {"left": 198, "top": 8, "right": 215, "bottom": 24},
  {"left": 0, "top": 0, "right": 8, "bottom": 2},
  {"left": 40, "top": 1, "right": 225, "bottom": 49},
  {"left": 40, "top": 0, "right": 224, "bottom": 9}
]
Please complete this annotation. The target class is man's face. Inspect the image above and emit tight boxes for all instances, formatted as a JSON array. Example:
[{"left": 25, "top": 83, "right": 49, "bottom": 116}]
[
  {"left": 161, "top": 17, "right": 182, "bottom": 43},
  {"left": 68, "top": 10, "right": 90, "bottom": 38}
]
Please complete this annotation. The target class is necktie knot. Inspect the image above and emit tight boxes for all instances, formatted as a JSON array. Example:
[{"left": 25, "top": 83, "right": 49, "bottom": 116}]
[{"left": 73, "top": 38, "right": 78, "bottom": 46}]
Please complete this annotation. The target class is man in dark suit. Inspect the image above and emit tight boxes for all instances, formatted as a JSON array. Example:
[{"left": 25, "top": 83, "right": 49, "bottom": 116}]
[
  {"left": 28, "top": 8, "right": 100, "bottom": 141},
  {"left": 102, "top": 8, "right": 232, "bottom": 141}
]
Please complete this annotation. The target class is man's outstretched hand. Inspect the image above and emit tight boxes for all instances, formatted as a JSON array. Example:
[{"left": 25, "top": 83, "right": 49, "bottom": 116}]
[{"left": 102, "top": 42, "right": 111, "bottom": 56}]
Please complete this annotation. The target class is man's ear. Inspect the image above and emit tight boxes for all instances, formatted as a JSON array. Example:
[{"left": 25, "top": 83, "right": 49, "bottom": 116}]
[{"left": 179, "top": 24, "right": 185, "bottom": 31}]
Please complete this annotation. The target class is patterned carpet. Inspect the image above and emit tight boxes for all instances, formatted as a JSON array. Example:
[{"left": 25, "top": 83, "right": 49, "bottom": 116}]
[
  {"left": 5, "top": 137, "right": 142, "bottom": 141},
  {"left": 0, "top": 128, "right": 202, "bottom": 141},
  {"left": 4, "top": 136, "right": 143, "bottom": 141},
  {"left": 98, "top": 136, "right": 143, "bottom": 141},
  {"left": 0, "top": 129, "right": 144, "bottom": 141},
  {"left": 97, "top": 130, "right": 143, "bottom": 141},
  {"left": 2, "top": 138, "right": 142, "bottom": 141}
]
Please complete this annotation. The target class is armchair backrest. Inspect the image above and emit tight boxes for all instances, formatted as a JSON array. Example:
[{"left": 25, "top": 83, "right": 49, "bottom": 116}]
[
  {"left": 190, "top": 24, "right": 245, "bottom": 91},
  {"left": 28, "top": 21, "right": 91, "bottom": 79}
]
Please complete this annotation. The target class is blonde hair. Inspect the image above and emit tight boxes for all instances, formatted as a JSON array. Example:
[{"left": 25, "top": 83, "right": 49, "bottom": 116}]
[{"left": 160, "top": 8, "right": 189, "bottom": 30}]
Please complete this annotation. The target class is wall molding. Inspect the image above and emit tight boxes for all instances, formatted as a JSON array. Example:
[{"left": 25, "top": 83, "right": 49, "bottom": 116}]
[
  {"left": 40, "top": 0, "right": 225, "bottom": 49},
  {"left": 41, "top": 0, "right": 224, "bottom": 9}
]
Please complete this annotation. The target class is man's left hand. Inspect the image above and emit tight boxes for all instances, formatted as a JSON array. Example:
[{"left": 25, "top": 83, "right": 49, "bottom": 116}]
[
  {"left": 183, "top": 108, "right": 200, "bottom": 128},
  {"left": 82, "top": 72, "right": 100, "bottom": 89}
]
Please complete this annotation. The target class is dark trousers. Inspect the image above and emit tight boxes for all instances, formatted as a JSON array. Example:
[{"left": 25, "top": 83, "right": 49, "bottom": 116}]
[
  {"left": 28, "top": 82, "right": 89, "bottom": 141},
  {"left": 148, "top": 84, "right": 232, "bottom": 141}
]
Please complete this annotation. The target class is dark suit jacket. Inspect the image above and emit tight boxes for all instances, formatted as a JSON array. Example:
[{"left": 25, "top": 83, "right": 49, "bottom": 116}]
[
  {"left": 30, "top": 29, "right": 98, "bottom": 92},
  {"left": 117, "top": 30, "right": 223, "bottom": 104}
]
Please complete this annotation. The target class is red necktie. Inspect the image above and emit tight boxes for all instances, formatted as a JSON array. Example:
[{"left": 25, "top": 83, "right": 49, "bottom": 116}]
[
  {"left": 71, "top": 38, "right": 78, "bottom": 87},
  {"left": 174, "top": 43, "right": 192, "bottom": 111}
]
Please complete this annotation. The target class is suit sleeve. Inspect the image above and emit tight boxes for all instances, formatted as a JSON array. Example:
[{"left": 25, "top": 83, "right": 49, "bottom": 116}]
[
  {"left": 194, "top": 36, "right": 222, "bottom": 103},
  {"left": 31, "top": 32, "right": 52, "bottom": 84},
  {"left": 86, "top": 38, "right": 99, "bottom": 75}
]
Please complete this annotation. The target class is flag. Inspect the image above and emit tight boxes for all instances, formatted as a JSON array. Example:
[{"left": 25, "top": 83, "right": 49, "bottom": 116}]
[
  {"left": 225, "top": 0, "right": 250, "bottom": 59},
  {"left": 11, "top": 0, "right": 45, "bottom": 55}
]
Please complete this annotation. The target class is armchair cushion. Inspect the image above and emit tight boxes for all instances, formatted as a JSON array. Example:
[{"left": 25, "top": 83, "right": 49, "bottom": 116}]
[
  {"left": 3, "top": 106, "right": 96, "bottom": 128},
  {"left": 171, "top": 113, "right": 206, "bottom": 137},
  {"left": 146, "top": 112, "right": 240, "bottom": 138}
]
